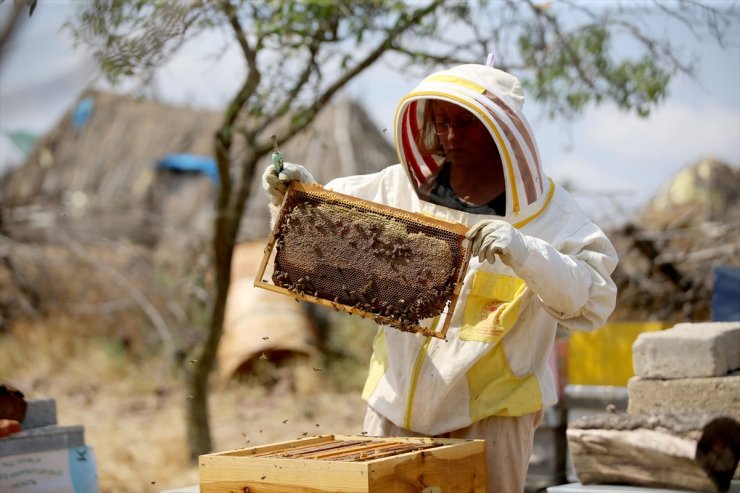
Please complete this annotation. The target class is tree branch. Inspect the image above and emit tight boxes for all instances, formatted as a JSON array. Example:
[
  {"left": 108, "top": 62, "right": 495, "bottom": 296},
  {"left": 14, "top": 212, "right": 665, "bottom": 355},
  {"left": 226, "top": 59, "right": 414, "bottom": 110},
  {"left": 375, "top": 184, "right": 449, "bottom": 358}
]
[
  {"left": 214, "top": 0, "right": 261, "bottom": 222},
  {"left": 58, "top": 233, "right": 177, "bottom": 357},
  {"left": 526, "top": 0, "right": 598, "bottom": 92},
  {"left": 253, "top": 0, "right": 445, "bottom": 158},
  {"left": 253, "top": 23, "right": 324, "bottom": 138}
]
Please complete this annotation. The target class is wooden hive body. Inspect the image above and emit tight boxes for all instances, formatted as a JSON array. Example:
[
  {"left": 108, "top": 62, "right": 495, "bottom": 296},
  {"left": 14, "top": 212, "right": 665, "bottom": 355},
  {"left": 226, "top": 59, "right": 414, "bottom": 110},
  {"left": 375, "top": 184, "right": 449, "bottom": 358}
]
[
  {"left": 255, "top": 183, "right": 471, "bottom": 339},
  {"left": 199, "top": 434, "right": 486, "bottom": 492}
]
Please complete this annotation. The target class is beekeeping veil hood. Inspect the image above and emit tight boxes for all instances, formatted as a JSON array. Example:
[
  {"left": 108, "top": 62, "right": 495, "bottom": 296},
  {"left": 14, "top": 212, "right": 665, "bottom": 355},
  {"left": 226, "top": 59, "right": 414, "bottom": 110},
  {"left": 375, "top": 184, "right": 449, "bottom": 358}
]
[{"left": 394, "top": 64, "right": 546, "bottom": 217}]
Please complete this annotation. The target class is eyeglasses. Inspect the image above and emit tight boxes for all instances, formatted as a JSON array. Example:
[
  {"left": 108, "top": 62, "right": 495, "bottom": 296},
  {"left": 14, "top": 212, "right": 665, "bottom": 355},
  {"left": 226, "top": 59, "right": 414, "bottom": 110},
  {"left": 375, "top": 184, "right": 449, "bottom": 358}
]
[{"left": 434, "top": 117, "right": 481, "bottom": 136}]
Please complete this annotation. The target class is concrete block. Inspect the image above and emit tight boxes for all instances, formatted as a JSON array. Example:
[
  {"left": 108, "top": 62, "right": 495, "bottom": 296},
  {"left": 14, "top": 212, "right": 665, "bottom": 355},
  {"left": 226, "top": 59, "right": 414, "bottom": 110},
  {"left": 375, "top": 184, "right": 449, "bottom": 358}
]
[
  {"left": 632, "top": 322, "right": 740, "bottom": 379},
  {"left": 564, "top": 385, "right": 629, "bottom": 412},
  {"left": 21, "top": 399, "right": 57, "bottom": 429},
  {"left": 627, "top": 374, "right": 740, "bottom": 420},
  {"left": 0, "top": 425, "right": 85, "bottom": 457}
]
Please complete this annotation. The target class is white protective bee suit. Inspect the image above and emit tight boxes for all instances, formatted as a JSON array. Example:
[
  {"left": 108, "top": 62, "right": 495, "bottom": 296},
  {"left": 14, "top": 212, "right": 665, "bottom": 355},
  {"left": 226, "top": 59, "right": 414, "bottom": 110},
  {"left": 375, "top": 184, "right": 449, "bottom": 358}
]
[{"left": 323, "top": 64, "right": 618, "bottom": 438}]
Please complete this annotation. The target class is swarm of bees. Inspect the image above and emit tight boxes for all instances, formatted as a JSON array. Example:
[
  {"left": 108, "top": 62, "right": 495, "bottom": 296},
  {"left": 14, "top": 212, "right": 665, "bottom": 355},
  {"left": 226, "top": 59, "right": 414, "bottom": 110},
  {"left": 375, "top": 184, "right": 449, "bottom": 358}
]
[{"left": 270, "top": 192, "right": 465, "bottom": 333}]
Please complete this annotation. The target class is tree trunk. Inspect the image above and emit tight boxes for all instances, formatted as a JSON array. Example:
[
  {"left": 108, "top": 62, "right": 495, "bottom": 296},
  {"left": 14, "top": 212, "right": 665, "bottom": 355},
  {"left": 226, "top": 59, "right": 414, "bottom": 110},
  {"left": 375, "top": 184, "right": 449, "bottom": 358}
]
[
  {"left": 184, "top": 189, "right": 240, "bottom": 457},
  {"left": 567, "top": 412, "right": 740, "bottom": 492}
]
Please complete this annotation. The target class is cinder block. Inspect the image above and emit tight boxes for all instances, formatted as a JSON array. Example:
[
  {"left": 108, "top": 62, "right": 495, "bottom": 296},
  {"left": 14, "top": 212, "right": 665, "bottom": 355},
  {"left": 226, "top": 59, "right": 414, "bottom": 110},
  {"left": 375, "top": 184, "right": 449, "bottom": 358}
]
[
  {"left": 632, "top": 322, "right": 740, "bottom": 379},
  {"left": 0, "top": 425, "right": 85, "bottom": 457},
  {"left": 21, "top": 399, "right": 57, "bottom": 429},
  {"left": 627, "top": 373, "right": 740, "bottom": 420},
  {"left": 564, "top": 384, "right": 629, "bottom": 412}
]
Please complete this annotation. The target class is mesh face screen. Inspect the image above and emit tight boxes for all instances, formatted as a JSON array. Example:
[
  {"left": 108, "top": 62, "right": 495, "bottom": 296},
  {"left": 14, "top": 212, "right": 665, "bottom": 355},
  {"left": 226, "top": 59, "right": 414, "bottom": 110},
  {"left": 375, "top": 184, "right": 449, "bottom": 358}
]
[{"left": 258, "top": 183, "right": 470, "bottom": 337}]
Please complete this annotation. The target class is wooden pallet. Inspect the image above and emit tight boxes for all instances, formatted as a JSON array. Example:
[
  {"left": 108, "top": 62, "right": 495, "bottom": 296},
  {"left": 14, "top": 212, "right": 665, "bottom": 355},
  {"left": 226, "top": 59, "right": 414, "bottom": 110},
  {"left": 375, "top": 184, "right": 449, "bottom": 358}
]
[{"left": 199, "top": 434, "right": 486, "bottom": 492}]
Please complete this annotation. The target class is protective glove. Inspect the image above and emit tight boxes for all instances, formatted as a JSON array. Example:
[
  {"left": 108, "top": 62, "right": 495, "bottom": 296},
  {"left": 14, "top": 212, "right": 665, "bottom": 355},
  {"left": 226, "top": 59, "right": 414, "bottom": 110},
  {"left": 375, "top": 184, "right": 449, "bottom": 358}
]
[
  {"left": 261, "top": 162, "right": 316, "bottom": 206},
  {"left": 466, "top": 219, "right": 530, "bottom": 268}
]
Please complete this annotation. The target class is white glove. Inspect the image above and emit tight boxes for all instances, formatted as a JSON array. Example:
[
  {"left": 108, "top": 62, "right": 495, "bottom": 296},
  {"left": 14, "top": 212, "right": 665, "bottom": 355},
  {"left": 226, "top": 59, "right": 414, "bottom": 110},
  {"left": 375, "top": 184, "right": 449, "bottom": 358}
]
[
  {"left": 466, "top": 219, "right": 530, "bottom": 268},
  {"left": 261, "top": 162, "right": 316, "bottom": 206}
]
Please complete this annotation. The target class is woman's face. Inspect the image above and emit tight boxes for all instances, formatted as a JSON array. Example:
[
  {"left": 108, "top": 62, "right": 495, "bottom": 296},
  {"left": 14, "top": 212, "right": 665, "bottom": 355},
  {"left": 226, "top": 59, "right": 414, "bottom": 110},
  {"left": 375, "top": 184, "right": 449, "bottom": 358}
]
[{"left": 431, "top": 100, "right": 501, "bottom": 172}]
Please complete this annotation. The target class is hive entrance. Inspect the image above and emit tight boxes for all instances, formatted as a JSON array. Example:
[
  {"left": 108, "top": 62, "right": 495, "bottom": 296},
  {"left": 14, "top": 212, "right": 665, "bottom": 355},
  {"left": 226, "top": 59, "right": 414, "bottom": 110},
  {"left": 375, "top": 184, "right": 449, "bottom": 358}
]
[{"left": 255, "top": 183, "right": 471, "bottom": 338}]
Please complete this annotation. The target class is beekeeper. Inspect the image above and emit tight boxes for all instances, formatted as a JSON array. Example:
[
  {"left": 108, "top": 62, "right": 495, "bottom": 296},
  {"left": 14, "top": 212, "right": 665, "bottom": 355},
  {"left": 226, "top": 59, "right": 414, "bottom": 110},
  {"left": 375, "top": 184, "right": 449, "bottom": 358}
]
[{"left": 262, "top": 62, "right": 618, "bottom": 493}]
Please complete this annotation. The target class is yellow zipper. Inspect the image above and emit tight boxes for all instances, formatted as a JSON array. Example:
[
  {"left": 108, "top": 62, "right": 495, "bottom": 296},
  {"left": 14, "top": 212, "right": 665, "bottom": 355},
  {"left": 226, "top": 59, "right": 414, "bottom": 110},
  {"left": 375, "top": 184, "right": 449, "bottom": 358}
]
[
  {"left": 404, "top": 336, "right": 431, "bottom": 429},
  {"left": 403, "top": 317, "right": 440, "bottom": 429}
]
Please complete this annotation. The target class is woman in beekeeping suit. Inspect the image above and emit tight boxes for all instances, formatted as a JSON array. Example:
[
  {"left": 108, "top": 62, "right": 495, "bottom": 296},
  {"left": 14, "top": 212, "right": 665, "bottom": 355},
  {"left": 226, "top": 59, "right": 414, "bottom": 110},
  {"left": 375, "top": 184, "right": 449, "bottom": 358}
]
[{"left": 263, "top": 61, "right": 618, "bottom": 493}]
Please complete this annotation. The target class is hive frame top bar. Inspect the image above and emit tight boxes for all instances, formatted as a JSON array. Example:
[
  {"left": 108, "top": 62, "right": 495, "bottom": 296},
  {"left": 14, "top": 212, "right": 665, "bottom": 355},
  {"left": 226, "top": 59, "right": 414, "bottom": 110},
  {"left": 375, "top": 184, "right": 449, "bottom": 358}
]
[
  {"left": 254, "top": 182, "right": 472, "bottom": 339},
  {"left": 202, "top": 434, "right": 484, "bottom": 460},
  {"left": 279, "top": 182, "right": 471, "bottom": 233}
]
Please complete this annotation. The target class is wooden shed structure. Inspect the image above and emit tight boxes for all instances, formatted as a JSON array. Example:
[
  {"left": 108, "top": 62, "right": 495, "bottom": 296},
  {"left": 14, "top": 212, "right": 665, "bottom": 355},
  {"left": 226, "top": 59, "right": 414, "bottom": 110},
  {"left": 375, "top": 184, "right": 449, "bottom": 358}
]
[{"left": 1, "top": 89, "right": 396, "bottom": 250}]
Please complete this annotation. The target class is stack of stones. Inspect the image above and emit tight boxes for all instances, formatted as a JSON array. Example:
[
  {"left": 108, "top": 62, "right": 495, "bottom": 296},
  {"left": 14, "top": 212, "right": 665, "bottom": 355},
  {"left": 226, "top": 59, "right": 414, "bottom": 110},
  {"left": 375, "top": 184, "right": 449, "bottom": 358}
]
[{"left": 630, "top": 321, "right": 740, "bottom": 478}]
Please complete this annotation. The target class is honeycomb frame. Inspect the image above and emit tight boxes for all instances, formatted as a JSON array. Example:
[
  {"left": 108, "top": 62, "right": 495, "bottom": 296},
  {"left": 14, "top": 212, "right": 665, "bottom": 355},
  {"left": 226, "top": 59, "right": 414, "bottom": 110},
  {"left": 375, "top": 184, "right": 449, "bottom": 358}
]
[{"left": 255, "top": 182, "right": 471, "bottom": 338}]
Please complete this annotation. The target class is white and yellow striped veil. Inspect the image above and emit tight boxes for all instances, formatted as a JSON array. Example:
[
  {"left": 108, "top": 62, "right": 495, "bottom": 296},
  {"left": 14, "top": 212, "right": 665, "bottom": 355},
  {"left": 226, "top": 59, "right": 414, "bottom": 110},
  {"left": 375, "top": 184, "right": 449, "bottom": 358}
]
[{"left": 394, "top": 63, "right": 551, "bottom": 218}]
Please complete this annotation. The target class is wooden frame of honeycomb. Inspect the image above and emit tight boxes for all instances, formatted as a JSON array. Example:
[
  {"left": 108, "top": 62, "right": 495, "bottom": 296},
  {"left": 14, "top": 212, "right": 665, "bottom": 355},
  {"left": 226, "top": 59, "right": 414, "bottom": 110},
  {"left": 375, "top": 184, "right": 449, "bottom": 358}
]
[{"left": 255, "top": 183, "right": 471, "bottom": 339}]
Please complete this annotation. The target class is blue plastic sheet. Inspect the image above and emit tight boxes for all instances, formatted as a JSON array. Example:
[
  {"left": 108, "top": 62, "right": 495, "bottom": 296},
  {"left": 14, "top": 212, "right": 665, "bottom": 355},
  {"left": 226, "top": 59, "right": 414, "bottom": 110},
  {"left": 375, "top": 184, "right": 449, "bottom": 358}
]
[
  {"left": 72, "top": 96, "right": 95, "bottom": 129},
  {"left": 711, "top": 265, "right": 740, "bottom": 321},
  {"left": 155, "top": 153, "right": 219, "bottom": 183}
]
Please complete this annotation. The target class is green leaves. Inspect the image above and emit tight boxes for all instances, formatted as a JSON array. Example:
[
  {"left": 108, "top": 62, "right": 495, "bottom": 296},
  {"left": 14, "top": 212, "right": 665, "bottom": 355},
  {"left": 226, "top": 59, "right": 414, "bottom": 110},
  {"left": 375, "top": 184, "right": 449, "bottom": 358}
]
[
  {"left": 66, "top": 0, "right": 211, "bottom": 86},
  {"left": 518, "top": 21, "right": 671, "bottom": 119},
  {"left": 67, "top": 0, "right": 728, "bottom": 122},
  {"left": 610, "top": 57, "right": 671, "bottom": 117}
]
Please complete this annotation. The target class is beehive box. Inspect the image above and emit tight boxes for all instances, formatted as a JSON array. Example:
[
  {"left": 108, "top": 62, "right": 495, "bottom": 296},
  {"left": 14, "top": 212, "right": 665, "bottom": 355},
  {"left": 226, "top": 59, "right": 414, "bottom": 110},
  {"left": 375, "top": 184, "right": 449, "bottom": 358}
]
[
  {"left": 199, "top": 434, "right": 486, "bottom": 492},
  {"left": 255, "top": 183, "right": 471, "bottom": 339}
]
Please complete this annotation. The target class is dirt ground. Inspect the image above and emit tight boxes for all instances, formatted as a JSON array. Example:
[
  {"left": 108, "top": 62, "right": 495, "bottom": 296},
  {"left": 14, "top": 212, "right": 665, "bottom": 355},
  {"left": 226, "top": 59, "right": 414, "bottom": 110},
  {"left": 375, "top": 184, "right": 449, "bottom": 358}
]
[
  {"left": 73, "top": 382, "right": 365, "bottom": 493},
  {"left": 12, "top": 382, "right": 368, "bottom": 493},
  {"left": 0, "top": 315, "right": 369, "bottom": 493}
]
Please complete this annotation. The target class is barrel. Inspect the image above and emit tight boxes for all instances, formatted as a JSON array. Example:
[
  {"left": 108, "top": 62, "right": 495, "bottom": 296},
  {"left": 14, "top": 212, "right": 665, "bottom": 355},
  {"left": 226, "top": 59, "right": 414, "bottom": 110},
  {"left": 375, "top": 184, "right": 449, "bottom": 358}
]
[{"left": 217, "top": 241, "right": 319, "bottom": 380}]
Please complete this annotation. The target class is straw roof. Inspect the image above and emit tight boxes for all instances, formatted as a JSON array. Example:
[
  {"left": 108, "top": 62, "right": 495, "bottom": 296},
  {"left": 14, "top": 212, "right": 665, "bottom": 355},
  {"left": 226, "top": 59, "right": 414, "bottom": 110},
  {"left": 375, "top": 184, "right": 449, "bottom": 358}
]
[
  {"left": 0, "top": 89, "right": 397, "bottom": 249},
  {"left": 2, "top": 90, "right": 221, "bottom": 207}
]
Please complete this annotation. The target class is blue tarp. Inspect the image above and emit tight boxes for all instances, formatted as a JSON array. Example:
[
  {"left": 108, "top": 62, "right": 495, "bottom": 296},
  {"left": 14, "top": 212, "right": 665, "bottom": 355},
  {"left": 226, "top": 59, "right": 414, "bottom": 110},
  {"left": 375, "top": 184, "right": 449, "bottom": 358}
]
[
  {"left": 711, "top": 265, "right": 740, "bottom": 321},
  {"left": 72, "top": 96, "right": 95, "bottom": 130},
  {"left": 155, "top": 153, "right": 219, "bottom": 183}
]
